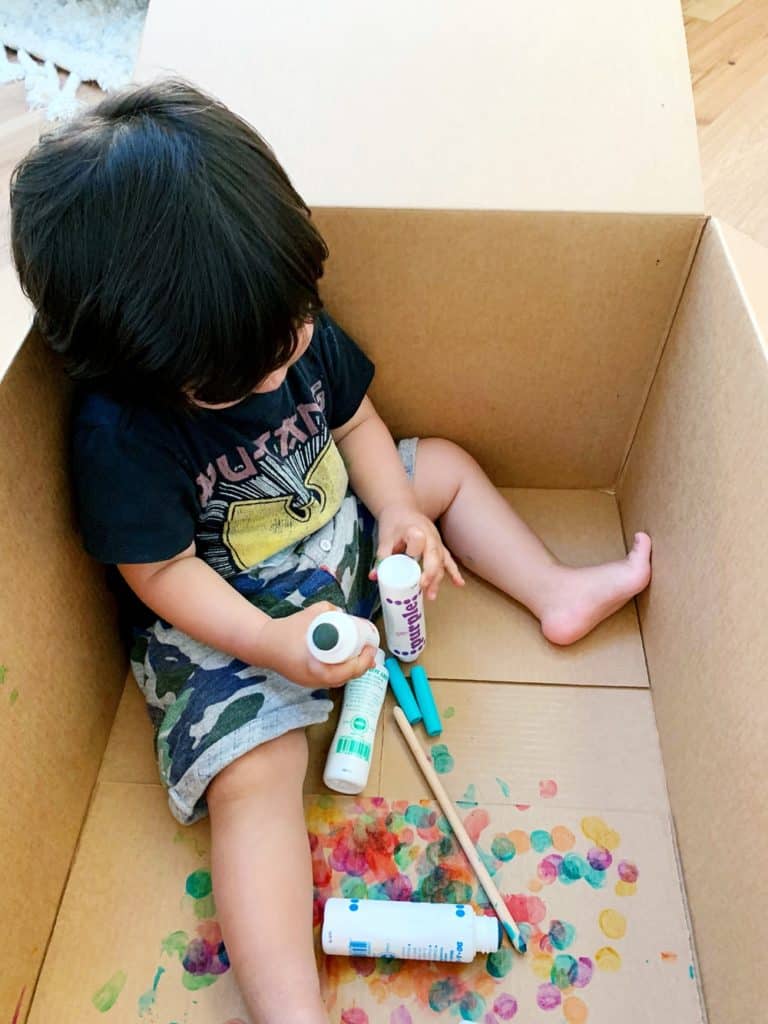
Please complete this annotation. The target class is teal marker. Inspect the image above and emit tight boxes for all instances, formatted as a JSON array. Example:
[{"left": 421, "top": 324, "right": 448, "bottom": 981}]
[
  {"left": 385, "top": 658, "right": 422, "bottom": 725},
  {"left": 410, "top": 665, "right": 442, "bottom": 736}
]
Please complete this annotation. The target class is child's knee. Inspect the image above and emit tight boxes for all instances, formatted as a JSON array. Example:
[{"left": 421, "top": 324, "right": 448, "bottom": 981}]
[
  {"left": 420, "top": 437, "right": 477, "bottom": 475},
  {"left": 414, "top": 438, "right": 479, "bottom": 516},
  {"left": 207, "top": 729, "right": 308, "bottom": 807}
]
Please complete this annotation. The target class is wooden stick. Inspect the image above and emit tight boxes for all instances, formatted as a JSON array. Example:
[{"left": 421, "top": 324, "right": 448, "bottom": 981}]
[{"left": 392, "top": 706, "right": 527, "bottom": 954}]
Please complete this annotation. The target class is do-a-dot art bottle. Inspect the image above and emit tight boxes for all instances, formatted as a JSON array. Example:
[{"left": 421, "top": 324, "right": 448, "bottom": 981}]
[
  {"left": 323, "top": 649, "right": 389, "bottom": 794},
  {"left": 306, "top": 610, "right": 380, "bottom": 664},
  {"left": 377, "top": 554, "right": 426, "bottom": 662},
  {"left": 322, "top": 898, "right": 501, "bottom": 962}
]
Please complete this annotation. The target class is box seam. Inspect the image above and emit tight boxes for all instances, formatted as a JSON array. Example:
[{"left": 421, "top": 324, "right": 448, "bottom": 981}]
[
  {"left": 615, "top": 215, "right": 709, "bottom": 493},
  {"left": 23, "top": 673, "right": 130, "bottom": 1021},
  {"left": 22, "top": 774, "right": 105, "bottom": 1022}
]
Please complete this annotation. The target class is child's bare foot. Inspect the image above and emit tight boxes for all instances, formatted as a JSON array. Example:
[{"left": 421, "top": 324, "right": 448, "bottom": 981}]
[{"left": 538, "top": 532, "right": 652, "bottom": 645}]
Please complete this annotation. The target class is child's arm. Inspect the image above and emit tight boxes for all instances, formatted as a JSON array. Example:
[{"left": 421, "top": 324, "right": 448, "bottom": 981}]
[
  {"left": 119, "top": 546, "right": 374, "bottom": 685},
  {"left": 333, "top": 396, "right": 464, "bottom": 600}
]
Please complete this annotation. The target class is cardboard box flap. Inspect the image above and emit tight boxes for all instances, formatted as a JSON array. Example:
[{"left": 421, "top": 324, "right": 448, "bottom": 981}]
[
  {"left": 715, "top": 219, "right": 768, "bottom": 352},
  {"left": 136, "top": 0, "right": 703, "bottom": 214}
]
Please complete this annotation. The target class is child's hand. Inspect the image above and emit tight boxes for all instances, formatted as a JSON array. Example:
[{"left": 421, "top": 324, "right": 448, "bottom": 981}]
[
  {"left": 371, "top": 504, "right": 464, "bottom": 601},
  {"left": 255, "top": 603, "right": 376, "bottom": 688}
]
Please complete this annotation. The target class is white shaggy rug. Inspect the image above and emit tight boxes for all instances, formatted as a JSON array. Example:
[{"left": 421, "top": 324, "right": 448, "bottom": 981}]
[{"left": 0, "top": 0, "right": 148, "bottom": 119}]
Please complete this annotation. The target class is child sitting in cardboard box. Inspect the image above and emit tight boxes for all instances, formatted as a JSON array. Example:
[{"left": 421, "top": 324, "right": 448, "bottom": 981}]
[{"left": 10, "top": 79, "right": 651, "bottom": 1024}]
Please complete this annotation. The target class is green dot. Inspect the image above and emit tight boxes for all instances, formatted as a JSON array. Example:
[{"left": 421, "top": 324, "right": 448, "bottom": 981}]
[
  {"left": 185, "top": 870, "right": 212, "bottom": 899},
  {"left": 431, "top": 743, "right": 455, "bottom": 774},
  {"left": 181, "top": 972, "right": 216, "bottom": 991},
  {"left": 341, "top": 876, "right": 368, "bottom": 899},
  {"left": 486, "top": 947, "right": 514, "bottom": 978},
  {"left": 91, "top": 970, "right": 127, "bottom": 1012},
  {"left": 490, "top": 835, "right": 516, "bottom": 861},
  {"left": 161, "top": 931, "right": 189, "bottom": 960}
]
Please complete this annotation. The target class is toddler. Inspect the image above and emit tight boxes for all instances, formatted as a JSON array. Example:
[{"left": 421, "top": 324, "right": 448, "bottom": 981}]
[{"left": 10, "top": 79, "right": 651, "bottom": 1024}]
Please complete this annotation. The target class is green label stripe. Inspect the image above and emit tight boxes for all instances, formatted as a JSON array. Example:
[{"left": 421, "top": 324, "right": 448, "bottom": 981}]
[{"left": 336, "top": 737, "right": 371, "bottom": 759}]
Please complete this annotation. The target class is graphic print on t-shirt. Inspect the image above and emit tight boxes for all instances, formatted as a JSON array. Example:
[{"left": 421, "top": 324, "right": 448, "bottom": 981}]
[{"left": 195, "top": 389, "right": 349, "bottom": 576}]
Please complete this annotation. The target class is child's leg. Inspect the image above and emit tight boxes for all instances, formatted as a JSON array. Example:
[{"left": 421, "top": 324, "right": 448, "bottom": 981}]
[
  {"left": 207, "top": 729, "right": 327, "bottom": 1024},
  {"left": 412, "top": 438, "right": 651, "bottom": 645}
]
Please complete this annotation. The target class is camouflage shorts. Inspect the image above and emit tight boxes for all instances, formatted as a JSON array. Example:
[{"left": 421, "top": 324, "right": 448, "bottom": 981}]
[{"left": 130, "top": 438, "right": 418, "bottom": 825}]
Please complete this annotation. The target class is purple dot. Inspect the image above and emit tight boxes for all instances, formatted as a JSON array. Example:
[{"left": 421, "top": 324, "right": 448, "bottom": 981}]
[
  {"left": 182, "top": 937, "right": 212, "bottom": 975},
  {"left": 492, "top": 993, "right": 518, "bottom": 1019},
  {"left": 587, "top": 847, "right": 612, "bottom": 871},
  {"left": 538, "top": 854, "right": 562, "bottom": 883},
  {"left": 386, "top": 598, "right": 394, "bottom": 604},
  {"left": 573, "top": 957, "right": 594, "bottom": 988},
  {"left": 395, "top": 599, "right": 403, "bottom": 605},
  {"left": 536, "top": 984, "right": 562, "bottom": 1011}
]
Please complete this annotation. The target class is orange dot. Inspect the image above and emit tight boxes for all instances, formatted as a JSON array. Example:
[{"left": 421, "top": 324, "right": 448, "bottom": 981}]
[
  {"left": 476, "top": 975, "right": 496, "bottom": 997},
  {"left": 509, "top": 829, "right": 530, "bottom": 854},
  {"left": 551, "top": 825, "right": 576, "bottom": 851},
  {"left": 528, "top": 878, "right": 543, "bottom": 892},
  {"left": 196, "top": 920, "right": 222, "bottom": 945},
  {"left": 369, "top": 977, "right": 389, "bottom": 1003},
  {"left": 563, "top": 995, "right": 588, "bottom": 1023},
  {"left": 391, "top": 971, "right": 415, "bottom": 998}
]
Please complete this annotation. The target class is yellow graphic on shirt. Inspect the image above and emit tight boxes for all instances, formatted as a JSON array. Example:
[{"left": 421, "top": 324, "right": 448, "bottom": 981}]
[{"left": 222, "top": 439, "right": 348, "bottom": 571}]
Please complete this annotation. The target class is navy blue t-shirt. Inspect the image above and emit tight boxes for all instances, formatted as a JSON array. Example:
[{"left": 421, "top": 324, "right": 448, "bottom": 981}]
[{"left": 71, "top": 314, "right": 374, "bottom": 581}]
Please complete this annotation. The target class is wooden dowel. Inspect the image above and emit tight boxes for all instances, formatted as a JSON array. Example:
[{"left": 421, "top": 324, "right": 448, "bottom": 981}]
[{"left": 393, "top": 706, "right": 527, "bottom": 954}]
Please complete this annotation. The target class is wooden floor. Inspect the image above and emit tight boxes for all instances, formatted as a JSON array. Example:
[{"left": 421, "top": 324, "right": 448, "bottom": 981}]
[
  {"left": 684, "top": 0, "right": 768, "bottom": 244},
  {"left": 2, "top": 1, "right": 768, "bottom": 250}
]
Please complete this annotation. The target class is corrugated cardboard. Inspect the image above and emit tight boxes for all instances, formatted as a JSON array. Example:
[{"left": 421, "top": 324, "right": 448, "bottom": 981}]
[
  {"left": 411, "top": 488, "right": 648, "bottom": 685},
  {"left": 619, "top": 218, "right": 768, "bottom": 1022},
  {"left": 136, "top": 1, "right": 703, "bottom": 214},
  {"left": 0, "top": 334, "right": 126, "bottom": 1020},
  {"left": 314, "top": 210, "right": 702, "bottom": 489},
  {"left": 2, "top": 2, "right": 766, "bottom": 1023}
]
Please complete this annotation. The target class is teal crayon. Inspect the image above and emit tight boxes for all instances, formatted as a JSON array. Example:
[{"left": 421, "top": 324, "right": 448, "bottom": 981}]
[
  {"left": 411, "top": 665, "right": 442, "bottom": 736},
  {"left": 385, "top": 657, "right": 422, "bottom": 724}
]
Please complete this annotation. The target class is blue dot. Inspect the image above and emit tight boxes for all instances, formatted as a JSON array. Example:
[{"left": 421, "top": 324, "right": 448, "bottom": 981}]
[
  {"left": 455, "top": 906, "right": 466, "bottom": 917},
  {"left": 349, "top": 901, "right": 359, "bottom": 912}
]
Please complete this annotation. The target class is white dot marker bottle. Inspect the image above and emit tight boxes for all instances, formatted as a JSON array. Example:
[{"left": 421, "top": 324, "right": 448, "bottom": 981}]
[
  {"left": 322, "top": 897, "right": 501, "bottom": 962},
  {"left": 377, "top": 554, "right": 426, "bottom": 662},
  {"left": 323, "top": 649, "right": 389, "bottom": 794},
  {"left": 306, "top": 610, "right": 380, "bottom": 664}
]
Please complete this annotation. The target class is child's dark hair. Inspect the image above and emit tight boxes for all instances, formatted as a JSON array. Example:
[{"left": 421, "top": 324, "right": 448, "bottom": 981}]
[{"left": 10, "top": 78, "right": 328, "bottom": 411}]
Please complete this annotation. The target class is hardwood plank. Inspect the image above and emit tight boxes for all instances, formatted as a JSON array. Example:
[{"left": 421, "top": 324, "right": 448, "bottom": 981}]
[{"left": 685, "top": 0, "right": 745, "bottom": 21}]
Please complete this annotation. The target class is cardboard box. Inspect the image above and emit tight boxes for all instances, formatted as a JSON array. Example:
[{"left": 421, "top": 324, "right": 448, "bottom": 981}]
[{"left": 1, "top": 3, "right": 765, "bottom": 1022}]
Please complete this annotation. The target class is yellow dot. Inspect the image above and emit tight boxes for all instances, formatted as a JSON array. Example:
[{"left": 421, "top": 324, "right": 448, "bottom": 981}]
[
  {"left": 532, "top": 953, "right": 554, "bottom": 980},
  {"left": 563, "top": 995, "right": 589, "bottom": 1023},
  {"left": 528, "top": 878, "right": 543, "bottom": 892},
  {"left": 508, "top": 829, "right": 530, "bottom": 854},
  {"left": 551, "top": 825, "right": 576, "bottom": 851},
  {"left": 581, "top": 816, "right": 620, "bottom": 851},
  {"left": 595, "top": 946, "right": 622, "bottom": 972},
  {"left": 615, "top": 880, "right": 637, "bottom": 897},
  {"left": 599, "top": 909, "right": 627, "bottom": 939}
]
